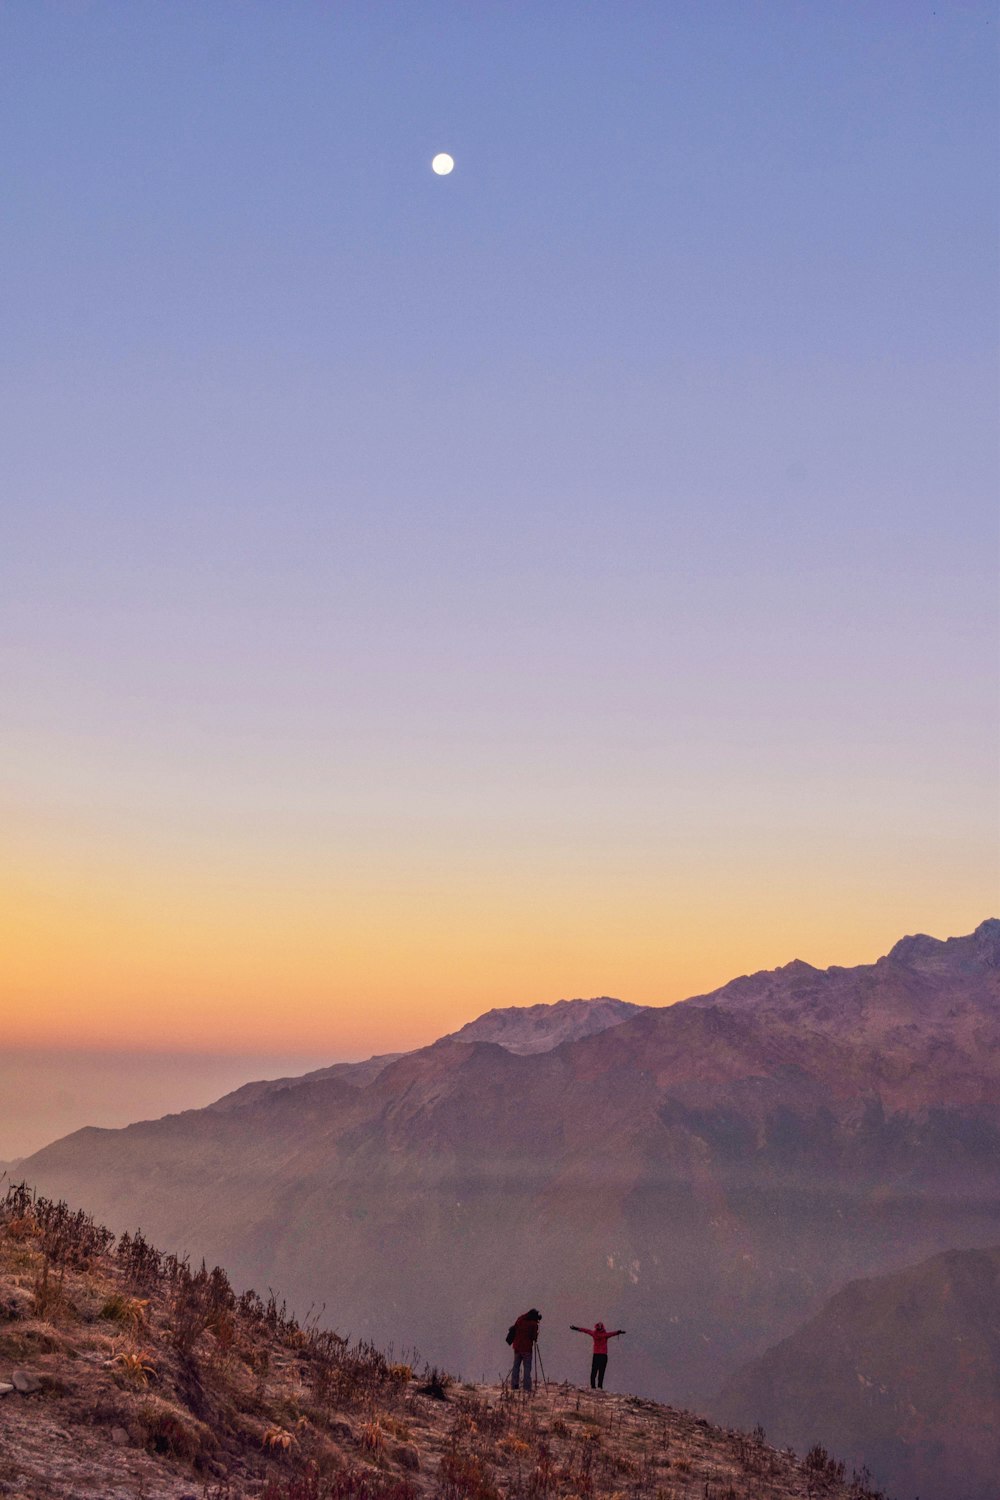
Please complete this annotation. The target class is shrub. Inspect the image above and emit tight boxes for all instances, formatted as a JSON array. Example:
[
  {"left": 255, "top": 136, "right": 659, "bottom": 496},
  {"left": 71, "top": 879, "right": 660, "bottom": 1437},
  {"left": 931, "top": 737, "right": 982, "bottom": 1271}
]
[
  {"left": 438, "top": 1449, "right": 500, "bottom": 1500},
  {"left": 116, "top": 1229, "right": 164, "bottom": 1288},
  {"left": 263, "top": 1425, "right": 297, "bottom": 1452},
  {"left": 114, "top": 1349, "right": 157, "bottom": 1387},
  {"left": 32, "top": 1259, "right": 71, "bottom": 1321},
  {"left": 418, "top": 1366, "right": 451, "bottom": 1400},
  {"left": 360, "top": 1417, "right": 384, "bottom": 1453},
  {"left": 100, "top": 1292, "right": 149, "bottom": 1333},
  {"left": 136, "top": 1395, "right": 211, "bottom": 1462},
  {"left": 1, "top": 1184, "right": 113, "bottom": 1270},
  {"left": 805, "top": 1443, "right": 846, "bottom": 1482}
]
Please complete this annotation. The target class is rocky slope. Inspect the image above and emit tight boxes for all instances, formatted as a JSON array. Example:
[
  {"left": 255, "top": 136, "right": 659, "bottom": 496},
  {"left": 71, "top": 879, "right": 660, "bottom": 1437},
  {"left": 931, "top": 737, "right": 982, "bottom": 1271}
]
[
  {"left": 716, "top": 1245, "right": 1000, "bottom": 1500},
  {"left": 21, "top": 922, "right": 1000, "bottom": 1495},
  {"left": 447, "top": 996, "right": 644, "bottom": 1053},
  {"left": 0, "top": 1187, "right": 882, "bottom": 1500}
]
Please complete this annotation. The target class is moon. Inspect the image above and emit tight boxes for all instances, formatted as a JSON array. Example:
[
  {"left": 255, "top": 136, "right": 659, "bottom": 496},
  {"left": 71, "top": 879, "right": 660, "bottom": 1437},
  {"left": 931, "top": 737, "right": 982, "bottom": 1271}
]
[{"left": 431, "top": 153, "right": 455, "bottom": 176}]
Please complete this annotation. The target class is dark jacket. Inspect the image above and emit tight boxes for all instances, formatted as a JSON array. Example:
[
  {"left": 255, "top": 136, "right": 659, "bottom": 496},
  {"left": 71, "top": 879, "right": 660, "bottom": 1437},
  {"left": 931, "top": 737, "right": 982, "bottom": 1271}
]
[{"left": 511, "top": 1311, "right": 540, "bottom": 1355}]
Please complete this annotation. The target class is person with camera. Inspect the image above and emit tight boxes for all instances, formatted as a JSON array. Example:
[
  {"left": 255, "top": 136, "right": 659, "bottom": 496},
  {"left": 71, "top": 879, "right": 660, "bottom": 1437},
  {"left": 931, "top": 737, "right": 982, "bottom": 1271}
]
[{"left": 506, "top": 1307, "right": 541, "bottom": 1392}]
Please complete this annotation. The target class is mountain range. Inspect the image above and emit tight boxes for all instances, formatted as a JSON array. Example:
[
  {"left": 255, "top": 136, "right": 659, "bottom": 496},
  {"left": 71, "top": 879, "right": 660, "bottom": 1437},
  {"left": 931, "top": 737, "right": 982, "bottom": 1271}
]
[{"left": 21, "top": 919, "right": 1000, "bottom": 1499}]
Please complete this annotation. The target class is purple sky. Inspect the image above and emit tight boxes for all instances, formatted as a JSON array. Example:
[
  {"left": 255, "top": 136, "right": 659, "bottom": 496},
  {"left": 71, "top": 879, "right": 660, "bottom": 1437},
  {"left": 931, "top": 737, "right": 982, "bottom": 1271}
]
[{"left": 1, "top": 3, "right": 997, "bottom": 1152}]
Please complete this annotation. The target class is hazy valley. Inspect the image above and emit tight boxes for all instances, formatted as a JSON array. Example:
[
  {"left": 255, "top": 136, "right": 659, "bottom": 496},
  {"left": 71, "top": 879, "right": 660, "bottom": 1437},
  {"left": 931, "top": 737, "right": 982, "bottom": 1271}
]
[
  {"left": 718, "top": 1244, "right": 1000, "bottom": 1500},
  {"left": 0, "top": 1185, "right": 883, "bottom": 1500}
]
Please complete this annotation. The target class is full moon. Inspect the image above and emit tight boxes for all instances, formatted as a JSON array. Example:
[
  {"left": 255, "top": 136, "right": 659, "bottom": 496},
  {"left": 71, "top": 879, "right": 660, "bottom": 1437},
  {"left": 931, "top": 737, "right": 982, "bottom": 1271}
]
[{"left": 431, "top": 153, "right": 455, "bottom": 175}]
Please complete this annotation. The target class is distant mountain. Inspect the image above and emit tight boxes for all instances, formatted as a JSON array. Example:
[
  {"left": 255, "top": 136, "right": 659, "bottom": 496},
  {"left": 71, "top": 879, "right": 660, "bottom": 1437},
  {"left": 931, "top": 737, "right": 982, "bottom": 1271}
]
[
  {"left": 209, "top": 995, "right": 641, "bottom": 1111},
  {"left": 22, "top": 920, "right": 1000, "bottom": 1497},
  {"left": 447, "top": 995, "right": 644, "bottom": 1053},
  {"left": 716, "top": 1245, "right": 1000, "bottom": 1500}
]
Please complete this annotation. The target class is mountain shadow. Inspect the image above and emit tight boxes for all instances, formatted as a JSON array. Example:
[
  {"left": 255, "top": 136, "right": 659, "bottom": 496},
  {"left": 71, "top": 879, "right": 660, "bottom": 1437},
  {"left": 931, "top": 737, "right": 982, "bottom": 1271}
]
[{"left": 716, "top": 1244, "right": 1000, "bottom": 1500}]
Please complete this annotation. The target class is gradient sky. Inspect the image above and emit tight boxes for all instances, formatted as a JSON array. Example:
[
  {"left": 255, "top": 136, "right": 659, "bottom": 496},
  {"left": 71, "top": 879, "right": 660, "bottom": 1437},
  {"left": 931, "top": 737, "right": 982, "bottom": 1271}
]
[{"left": 2, "top": 3, "right": 998, "bottom": 1086}]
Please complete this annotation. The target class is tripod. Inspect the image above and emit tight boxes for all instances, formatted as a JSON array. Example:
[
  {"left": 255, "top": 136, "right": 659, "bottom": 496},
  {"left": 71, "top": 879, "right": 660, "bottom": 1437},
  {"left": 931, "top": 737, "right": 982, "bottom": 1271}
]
[{"left": 533, "top": 1339, "right": 548, "bottom": 1391}]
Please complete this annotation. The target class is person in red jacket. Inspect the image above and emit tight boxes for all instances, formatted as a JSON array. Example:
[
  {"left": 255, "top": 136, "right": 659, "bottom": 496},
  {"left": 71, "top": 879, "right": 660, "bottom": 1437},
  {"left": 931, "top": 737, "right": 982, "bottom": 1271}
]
[
  {"left": 570, "top": 1320, "right": 625, "bottom": 1389},
  {"left": 509, "top": 1308, "right": 541, "bottom": 1392}
]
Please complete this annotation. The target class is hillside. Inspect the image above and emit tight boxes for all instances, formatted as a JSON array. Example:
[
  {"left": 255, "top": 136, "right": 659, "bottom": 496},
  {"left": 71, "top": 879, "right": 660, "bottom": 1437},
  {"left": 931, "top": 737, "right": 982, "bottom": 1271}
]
[
  {"left": 208, "top": 1054, "right": 406, "bottom": 1114},
  {"left": 0, "top": 1186, "right": 883, "bottom": 1500},
  {"left": 20, "top": 921, "right": 1000, "bottom": 1489},
  {"left": 716, "top": 1245, "right": 1000, "bottom": 1500}
]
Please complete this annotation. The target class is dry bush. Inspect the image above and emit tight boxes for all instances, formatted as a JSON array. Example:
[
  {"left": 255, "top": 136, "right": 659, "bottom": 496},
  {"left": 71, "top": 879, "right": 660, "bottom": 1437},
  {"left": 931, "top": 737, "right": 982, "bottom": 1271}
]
[
  {"left": 114, "top": 1348, "right": 157, "bottom": 1387},
  {"left": 438, "top": 1448, "right": 500, "bottom": 1500},
  {"left": 6, "top": 1212, "right": 39, "bottom": 1242},
  {"left": 263, "top": 1425, "right": 297, "bottom": 1452},
  {"left": 417, "top": 1366, "right": 451, "bottom": 1400},
  {"left": 167, "top": 1261, "right": 238, "bottom": 1355},
  {"left": 360, "top": 1417, "right": 384, "bottom": 1453},
  {"left": 453, "top": 1391, "right": 509, "bottom": 1442},
  {"left": 0, "top": 1325, "right": 59, "bottom": 1361},
  {"left": 306, "top": 1332, "right": 410, "bottom": 1413},
  {"left": 805, "top": 1444, "right": 846, "bottom": 1482},
  {"left": 2, "top": 1184, "right": 113, "bottom": 1271},
  {"left": 100, "top": 1292, "right": 149, "bottom": 1333},
  {"left": 32, "top": 1259, "right": 72, "bottom": 1321},
  {"left": 210, "top": 1308, "right": 237, "bottom": 1352},
  {"left": 136, "top": 1394, "right": 212, "bottom": 1462}
]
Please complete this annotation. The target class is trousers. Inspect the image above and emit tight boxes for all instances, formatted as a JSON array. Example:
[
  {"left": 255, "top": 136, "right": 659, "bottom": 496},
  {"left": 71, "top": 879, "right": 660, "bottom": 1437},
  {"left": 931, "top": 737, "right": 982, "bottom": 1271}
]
[
  {"left": 511, "top": 1351, "right": 533, "bottom": 1391},
  {"left": 590, "top": 1353, "right": 608, "bottom": 1388}
]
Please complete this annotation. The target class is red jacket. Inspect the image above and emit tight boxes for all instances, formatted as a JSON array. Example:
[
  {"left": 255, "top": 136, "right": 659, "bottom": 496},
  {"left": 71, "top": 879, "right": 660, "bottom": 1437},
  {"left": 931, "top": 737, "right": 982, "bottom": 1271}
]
[
  {"left": 511, "top": 1312, "right": 540, "bottom": 1355},
  {"left": 572, "top": 1325, "right": 623, "bottom": 1355}
]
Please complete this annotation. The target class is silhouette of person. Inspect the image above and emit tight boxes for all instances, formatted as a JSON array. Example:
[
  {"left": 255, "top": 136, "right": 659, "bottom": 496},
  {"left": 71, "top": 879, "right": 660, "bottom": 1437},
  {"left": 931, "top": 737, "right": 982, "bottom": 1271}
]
[
  {"left": 509, "top": 1308, "right": 541, "bottom": 1392},
  {"left": 570, "top": 1320, "right": 625, "bottom": 1388}
]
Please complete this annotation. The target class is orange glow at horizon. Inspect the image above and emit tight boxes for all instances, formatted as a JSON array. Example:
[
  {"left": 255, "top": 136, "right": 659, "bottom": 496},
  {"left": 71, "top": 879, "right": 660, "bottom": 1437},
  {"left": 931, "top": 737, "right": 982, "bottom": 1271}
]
[{"left": 4, "top": 825, "right": 993, "bottom": 1056}]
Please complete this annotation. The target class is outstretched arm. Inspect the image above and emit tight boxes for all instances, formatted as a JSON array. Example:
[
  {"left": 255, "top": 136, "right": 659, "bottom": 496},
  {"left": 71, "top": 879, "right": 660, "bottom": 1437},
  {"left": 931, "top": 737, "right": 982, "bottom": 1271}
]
[{"left": 609, "top": 1330, "right": 625, "bottom": 1338}]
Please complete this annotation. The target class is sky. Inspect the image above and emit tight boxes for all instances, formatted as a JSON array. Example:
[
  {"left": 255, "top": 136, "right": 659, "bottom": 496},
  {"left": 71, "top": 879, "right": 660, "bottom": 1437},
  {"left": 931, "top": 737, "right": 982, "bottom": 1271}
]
[{"left": 1, "top": 2, "right": 997, "bottom": 1150}]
